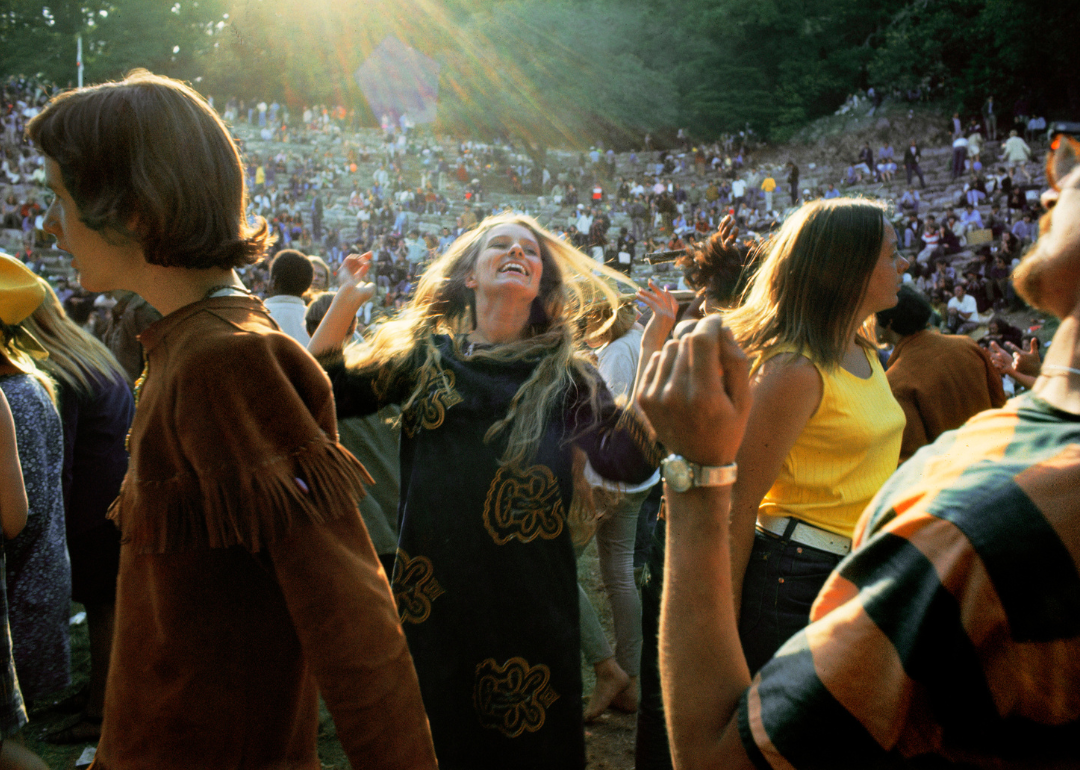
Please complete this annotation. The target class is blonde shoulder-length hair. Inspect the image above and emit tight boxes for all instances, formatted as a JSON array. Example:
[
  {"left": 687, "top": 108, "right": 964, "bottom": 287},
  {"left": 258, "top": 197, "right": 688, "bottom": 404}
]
[
  {"left": 724, "top": 198, "right": 888, "bottom": 370},
  {"left": 344, "top": 211, "right": 635, "bottom": 468},
  {"left": 21, "top": 281, "right": 129, "bottom": 396}
]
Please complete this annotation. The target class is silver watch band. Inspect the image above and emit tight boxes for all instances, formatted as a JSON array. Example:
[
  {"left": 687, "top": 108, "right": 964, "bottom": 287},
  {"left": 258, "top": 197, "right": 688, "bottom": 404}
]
[{"left": 694, "top": 462, "right": 738, "bottom": 487}]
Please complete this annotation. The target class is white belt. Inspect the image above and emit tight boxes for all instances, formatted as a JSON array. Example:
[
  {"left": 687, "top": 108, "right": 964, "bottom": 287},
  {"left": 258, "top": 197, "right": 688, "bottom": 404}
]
[{"left": 756, "top": 513, "right": 851, "bottom": 557}]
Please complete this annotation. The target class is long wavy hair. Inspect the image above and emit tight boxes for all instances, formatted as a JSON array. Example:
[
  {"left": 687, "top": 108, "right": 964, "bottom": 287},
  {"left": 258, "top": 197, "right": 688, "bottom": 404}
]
[
  {"left": 0, "top": 321, "right": 55, "bottom": 403},
  {"left": 21, "top": 281, "right": 129, "bottom": 395},
  {"left": 724, "top": 198, "right": 887, "bottom": 369},
  {"left": 344, "top": 211, "right": 634, "bottom": 469}
]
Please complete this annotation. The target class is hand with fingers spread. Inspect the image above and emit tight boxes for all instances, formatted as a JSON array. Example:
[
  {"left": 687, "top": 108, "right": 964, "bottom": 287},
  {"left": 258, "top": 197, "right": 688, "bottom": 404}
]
[
  {"left": 637, "top": 278, "right": 679, "bottom": 356},
  {"left": 714, "top": 214, "right": 740, "bottom": 257},
  {"left": 336, "top": 252, "right": 377, "bottom": 308},
  {"left": 308, "top": 252, "right": 376, "bottom": 356},
  {"left": 637, "top": 314, "right": 752, "bottom": 467}
]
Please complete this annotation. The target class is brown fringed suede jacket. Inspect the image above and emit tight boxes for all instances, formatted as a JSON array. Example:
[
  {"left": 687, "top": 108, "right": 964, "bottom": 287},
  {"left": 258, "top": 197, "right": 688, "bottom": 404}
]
[{"left": 93, "top": 296, "right": 435, "bottom": 770}]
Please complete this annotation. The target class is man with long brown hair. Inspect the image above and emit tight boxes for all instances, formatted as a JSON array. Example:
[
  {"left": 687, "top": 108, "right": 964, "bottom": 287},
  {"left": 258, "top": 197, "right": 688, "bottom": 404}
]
[{"left": 29, "top": 70, "right": 434, "bottom": 770}]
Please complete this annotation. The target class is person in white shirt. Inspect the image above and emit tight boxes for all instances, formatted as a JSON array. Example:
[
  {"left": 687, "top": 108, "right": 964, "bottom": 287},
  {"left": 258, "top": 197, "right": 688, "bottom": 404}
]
[
  {"left": 1002, "top": 130, "right": 1033, "bottom": 181},
  {"left": 576, "top": 206, "right": 593, "bottom": 236},
  {"left": 263, "top": 249, "right": 314, "bottom": 345},
  {"left": 731, "top": 178, "right": 747, "bottom": 205},
  {"left": 960, "top": 204, "right": 984, "bottom": 230},
  {"left": 946, "top": 283, "right": 979, "bottom": 334}
]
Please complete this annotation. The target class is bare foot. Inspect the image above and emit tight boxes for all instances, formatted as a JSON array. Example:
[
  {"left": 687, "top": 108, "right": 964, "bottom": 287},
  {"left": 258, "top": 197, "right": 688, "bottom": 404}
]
[
  {"left": 611, "top": 675, "right": 639, "bottom": 714},
  {"left": 584, "top": 658, "right": 630, "bottom": 723}
]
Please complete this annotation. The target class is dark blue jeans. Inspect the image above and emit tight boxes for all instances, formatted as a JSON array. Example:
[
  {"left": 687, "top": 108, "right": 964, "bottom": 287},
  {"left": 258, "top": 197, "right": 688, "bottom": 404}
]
[{"left": 738, "top": 528, "right": 843, "bottom": 676}]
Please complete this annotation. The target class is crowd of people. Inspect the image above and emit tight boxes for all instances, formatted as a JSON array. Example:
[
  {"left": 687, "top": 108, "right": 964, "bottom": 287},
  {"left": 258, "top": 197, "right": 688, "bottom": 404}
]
[{"left": 0, "top": 65, "right": 1077, "bottom": 770}]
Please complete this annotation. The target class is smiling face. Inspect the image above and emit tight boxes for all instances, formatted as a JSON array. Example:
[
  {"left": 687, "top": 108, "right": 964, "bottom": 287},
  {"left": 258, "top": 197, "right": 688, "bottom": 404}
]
[
  {"left": 466, "top": 223, "right": 544, "bottom": 304},
  {"left": 41, "top": 157, "right": 143, "bottom": 293}
]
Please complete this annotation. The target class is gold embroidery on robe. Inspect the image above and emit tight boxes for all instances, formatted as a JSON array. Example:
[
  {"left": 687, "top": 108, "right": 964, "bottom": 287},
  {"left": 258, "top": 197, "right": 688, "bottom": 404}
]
[
  {"left": 473, "top": 657, "right": 559, "bottom": 738},
  {"left": 403, "top": 368, "right": 463, "bottom": 437},
  {"left": 482, "top": 465, "right": 565, "bottom": 545},
  {"left": 391, "top": 548, "right": 445, "bottom": 624}
]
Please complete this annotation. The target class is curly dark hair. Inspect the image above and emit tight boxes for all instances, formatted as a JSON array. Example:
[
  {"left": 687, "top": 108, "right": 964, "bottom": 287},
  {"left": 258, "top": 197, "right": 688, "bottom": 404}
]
[{"left": 678, "top": 228, "right": 753, "bottom": 308}]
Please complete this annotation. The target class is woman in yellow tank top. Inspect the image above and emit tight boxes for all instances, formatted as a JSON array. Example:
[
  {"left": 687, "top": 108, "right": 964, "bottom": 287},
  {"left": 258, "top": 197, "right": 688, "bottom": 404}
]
[{"left": 723, "top": 198, "right": 908, "bottom": 674}]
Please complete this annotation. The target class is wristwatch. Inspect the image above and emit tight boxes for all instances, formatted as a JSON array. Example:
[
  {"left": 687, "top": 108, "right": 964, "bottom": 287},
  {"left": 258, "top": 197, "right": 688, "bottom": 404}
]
[{"left": 661, "top": 454, "right": 737, "bottom": 493}]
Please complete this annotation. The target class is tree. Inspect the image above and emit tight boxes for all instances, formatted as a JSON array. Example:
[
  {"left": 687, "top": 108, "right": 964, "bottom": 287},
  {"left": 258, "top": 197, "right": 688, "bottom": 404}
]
[{"left": 433, "top": 0, "right": 679, "bottom": 177}]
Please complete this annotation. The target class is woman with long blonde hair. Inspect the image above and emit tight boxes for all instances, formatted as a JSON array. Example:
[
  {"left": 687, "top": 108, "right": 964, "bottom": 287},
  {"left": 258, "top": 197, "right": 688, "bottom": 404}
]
[
  {"left": 0, "top": 255, "right": 67, "bottom": 769},
  {"left": 21, "top": 281, "right": 133, "bottom": 744},
  {"left": 310, "top": 212, "right": 670, "bottom": 770},
  {"left": 724, "top": 198, "right": 908, "bottom": 673}
]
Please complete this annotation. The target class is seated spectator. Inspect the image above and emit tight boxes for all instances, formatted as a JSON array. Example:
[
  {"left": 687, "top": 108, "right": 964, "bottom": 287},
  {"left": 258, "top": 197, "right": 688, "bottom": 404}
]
[
  {"left": 946, "top": 283, "right": 980, "bottom": 334},
  {"left": 980, "top": 315, "right": 1024, "bottom": 350},
  {"left": 823, "top": 183, "right": 840, "bottom": 199},
  {"left": 263, "top": 249, "right": 314, "bottom": 344},
  {"left": 986, "top": 204, "right": 1008, "bottom": 238},
  {"left": 1012, "top": 212, "right": 1036, "bottom": 243},
  {"left": 960, "top": 203, "right": 984, "bottom": 230},
  {"left": 941, "top": 215, "right": 964, "bottom": 253},
  {"left": 902, "top": 213, "right": 922, "bottom": 249},
  {"left": 962, "top": 269, "right": 991, "bottom": 313},
  {"left": 899, "top": 187, "right": 919, "bottom": 214},
  {"left": 856, "top": 142, "right": 873, "bottom": 179},
  {"left": 1007, "top": 184, "right": 1027, "bottom": 211},
  {"left": 916, "top": 220, "right": 942, "bottom": 264},
  {"left": 876, "top": 286, "right": 1006, "bottom": 463},
  {"left": 876, "top": 143, "right": 896, "bottom": 182}
]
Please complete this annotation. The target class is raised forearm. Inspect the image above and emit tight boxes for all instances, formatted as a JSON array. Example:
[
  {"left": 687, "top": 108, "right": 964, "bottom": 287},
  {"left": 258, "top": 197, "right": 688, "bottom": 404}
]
[
  {"left": 661, "top": 486, "right": 750, "bottom": 770},
  {"left": 308, "top": 289, "right": 363, "bottom": 357}
]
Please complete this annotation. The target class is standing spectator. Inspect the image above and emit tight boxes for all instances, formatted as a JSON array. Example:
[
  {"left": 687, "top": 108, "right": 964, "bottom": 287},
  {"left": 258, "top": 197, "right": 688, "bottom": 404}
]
[
  {"left": 786, "top": 162, "right": 799, "bottom": 206},
  {"left": 0, "top": 257, "right": 51, "bottom": 770},
  {"left": 904, "top": 139, "right": 926, "bottom": 187},
  {"left": 760, "top": 173, "right": 776, "bottom": 213},
  {"left": 647, "top": 133, "right": 1080, "bottom": 768},
  {"left": 951, "top": 134, "right": 969, "bottom": 180},
  {"left": 0, "top": 258, "right": 71, "bottom": 710},
  {"left": 730, "top": 177, "right": 746, "bottom": 208},
  {"left": 722, "top": 199, "right": 907, "bottom": 675},
  {"left": 983, "top": 95, "right": 998, "bottom": 140},
  {"left": 1002, "top": 129, "right": 1033, "bottom": 182},
  {"left": 30, "top": 71, "right": 436, "bottom": 770},
  {"left": 263, "top": 249, "right": 314, "bottom": 345},
  {"left": 950, "top": 111, "right": 963, "bottom": 139},
  {"left": 876, "top": 286, "right": 1006, "bottom": 463},
  {"left": 22, "top": 284, "right": 134, "bottom": 746}
]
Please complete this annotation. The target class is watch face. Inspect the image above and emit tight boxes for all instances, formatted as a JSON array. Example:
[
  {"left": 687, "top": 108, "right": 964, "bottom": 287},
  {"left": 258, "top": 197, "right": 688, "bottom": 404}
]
[{"left": 662, "top": 456, "right": 693, "bottom": 493}]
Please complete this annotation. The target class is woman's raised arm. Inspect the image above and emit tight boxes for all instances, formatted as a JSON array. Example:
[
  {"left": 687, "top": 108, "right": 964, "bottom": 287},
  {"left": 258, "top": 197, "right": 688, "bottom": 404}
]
[{"left": 308, "top": 253, "right": 376, "bottom": 357}]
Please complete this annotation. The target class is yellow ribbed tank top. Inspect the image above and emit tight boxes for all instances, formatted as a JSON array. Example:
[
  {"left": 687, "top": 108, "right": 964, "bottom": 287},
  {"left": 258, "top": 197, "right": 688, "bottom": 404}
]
[{"left": 758, "top": 346, "right": 905, "bottom": 538}]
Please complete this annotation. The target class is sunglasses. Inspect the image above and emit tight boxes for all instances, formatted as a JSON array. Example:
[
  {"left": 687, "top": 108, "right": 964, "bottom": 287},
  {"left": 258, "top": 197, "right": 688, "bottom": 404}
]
[{"left": 1047, "top": 133, "right": 1080, "bottom": 190}]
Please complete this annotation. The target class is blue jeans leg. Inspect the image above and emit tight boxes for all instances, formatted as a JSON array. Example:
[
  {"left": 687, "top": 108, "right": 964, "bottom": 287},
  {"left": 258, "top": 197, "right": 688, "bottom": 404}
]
[{"left": 737, "top": 529, "right": 843, "bottom": 676}]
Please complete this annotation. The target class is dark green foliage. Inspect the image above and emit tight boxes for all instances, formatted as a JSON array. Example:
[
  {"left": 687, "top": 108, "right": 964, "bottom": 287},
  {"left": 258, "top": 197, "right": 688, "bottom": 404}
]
[{"left": 2, "top": 0, "right": 1072, "bottom": 145}]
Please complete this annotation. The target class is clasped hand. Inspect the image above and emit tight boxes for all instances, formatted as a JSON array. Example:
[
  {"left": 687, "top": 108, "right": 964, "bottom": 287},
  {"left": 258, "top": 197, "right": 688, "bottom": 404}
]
[{"left": 637, "top": 314, "right": 752, "bottom": 468}]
